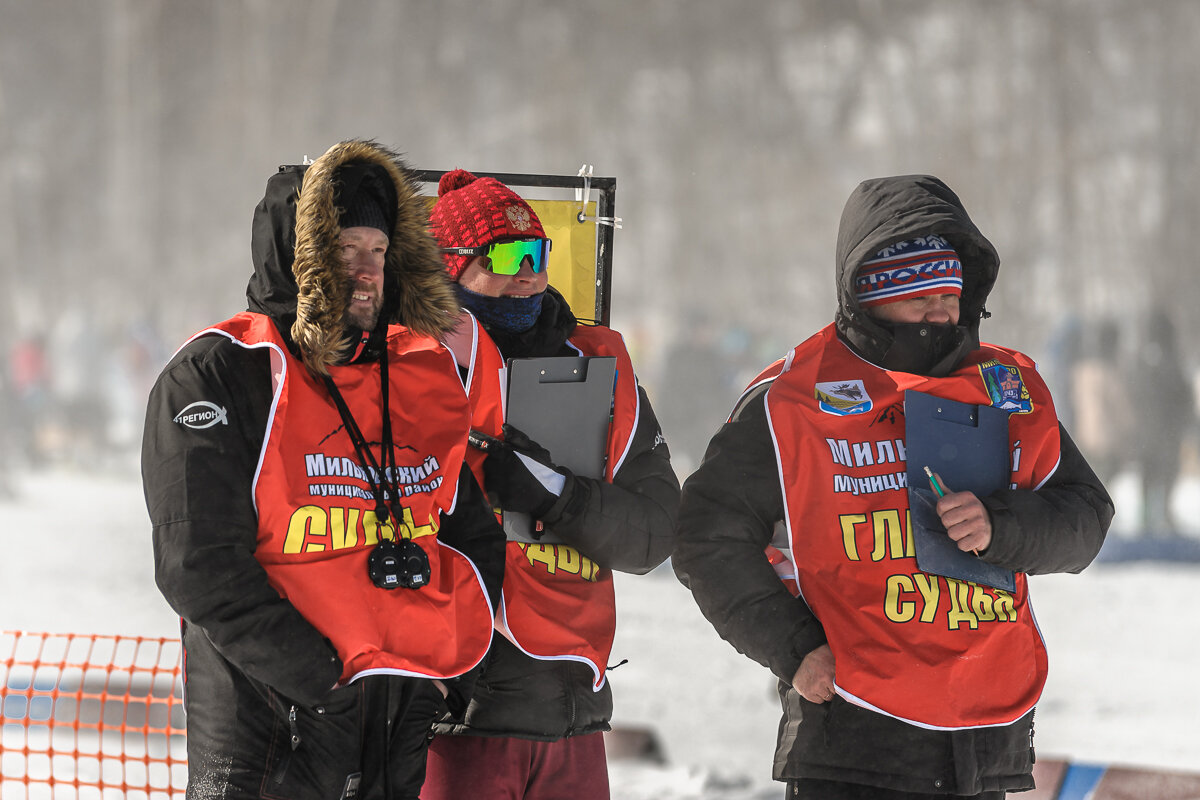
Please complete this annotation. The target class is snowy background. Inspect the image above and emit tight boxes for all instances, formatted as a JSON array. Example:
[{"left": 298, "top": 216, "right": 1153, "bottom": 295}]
[
  {"left": 2, "top": 463, "right": 1198, "bottom": 798},
  {"left": 4, "top": 1, "right": 1200, "bottom": 796}
]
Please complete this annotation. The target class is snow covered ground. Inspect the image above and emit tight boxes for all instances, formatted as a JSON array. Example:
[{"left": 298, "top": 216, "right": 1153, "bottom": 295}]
[{"left": 2, "top": 464, "right": 1198, "bottom": 798}]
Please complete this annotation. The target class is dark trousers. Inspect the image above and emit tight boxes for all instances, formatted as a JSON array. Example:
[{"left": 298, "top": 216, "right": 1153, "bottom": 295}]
[
  {"left": 183, "top": 670, "right": 441, "bottom": 800},
  {"left": 785, "top": 778, "right": 1005, "bottom": 800}
]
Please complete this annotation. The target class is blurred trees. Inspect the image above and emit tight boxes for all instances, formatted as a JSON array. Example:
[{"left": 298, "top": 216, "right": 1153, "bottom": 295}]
[{"left": 1, "top": 0, "right": 1197, "bottom": 474}]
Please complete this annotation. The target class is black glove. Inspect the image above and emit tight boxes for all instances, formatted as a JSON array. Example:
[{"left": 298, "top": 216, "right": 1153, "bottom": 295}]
[{"left": 481, "top": 424, "right": 569, "bottom": 520}]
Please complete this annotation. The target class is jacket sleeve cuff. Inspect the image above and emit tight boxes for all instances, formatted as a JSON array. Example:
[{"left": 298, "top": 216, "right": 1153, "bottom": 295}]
[
  {"left": 772, "top": 628, "right": 829, "bottom": 685},
  {"left": 541, "top": 468, "right": 582, "bottom": 525},
  {"left": 285, "top": 649, "right": 344, "bottom": 707},
  {"left": 978, "top": 496, "right": 1014, "bottom": 563}
]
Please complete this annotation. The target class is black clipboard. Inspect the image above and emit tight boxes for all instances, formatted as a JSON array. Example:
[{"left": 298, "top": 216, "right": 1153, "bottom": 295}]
[
  {"left": 904, "top": 390, "right": 1016, "bottom": 592},
  {"left": 502, "top": 356, "right": 616, "bottom": 544}
]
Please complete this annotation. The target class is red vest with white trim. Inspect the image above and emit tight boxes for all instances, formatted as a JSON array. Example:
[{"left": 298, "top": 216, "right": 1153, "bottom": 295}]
[
  {"left": 765, "top": 323, "right": 1057, "bottom": 729},
  {"left": 468, "top": 322, "right": 638, "bottom": 690},
  {"left": 203, "top": 312, "right": 495, "bottom": 683},
  {"left": 453, "top": 313, "right": 507, "bottom": 489}
]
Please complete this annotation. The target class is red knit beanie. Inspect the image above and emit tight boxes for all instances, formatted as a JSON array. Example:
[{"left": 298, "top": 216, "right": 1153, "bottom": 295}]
[{"left": 430, "top": 169, "right": 546, "bottom": 281}]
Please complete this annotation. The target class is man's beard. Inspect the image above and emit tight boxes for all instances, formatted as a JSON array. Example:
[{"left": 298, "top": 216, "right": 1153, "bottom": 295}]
[
  {"left": 347, "top": 305, "right": 381, "bottom": 332},
  {"left": 346, "top": 288, "right": 383, "bottom": 332}
]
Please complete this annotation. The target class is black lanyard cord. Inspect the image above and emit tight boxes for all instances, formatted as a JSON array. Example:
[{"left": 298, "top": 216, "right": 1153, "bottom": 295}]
[{"left": 320, "top": 346, "right": 398, "bottom": 526}]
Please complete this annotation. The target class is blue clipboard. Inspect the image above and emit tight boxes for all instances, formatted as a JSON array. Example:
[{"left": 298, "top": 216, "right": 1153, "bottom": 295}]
[
  {"left": 502, "top": 356, "right": 616, "bottom": 545},
  {"left": 904, "top": 390, "right": 1016, "bottom": 592}
]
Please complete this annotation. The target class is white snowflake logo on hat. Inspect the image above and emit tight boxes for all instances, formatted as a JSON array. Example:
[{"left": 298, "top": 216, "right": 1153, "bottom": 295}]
[{"left": 505, "top": 205, "right": 533, "bottom": 232}]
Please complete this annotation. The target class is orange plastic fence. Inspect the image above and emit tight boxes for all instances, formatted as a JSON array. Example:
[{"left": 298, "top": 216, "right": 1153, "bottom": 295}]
[{"left": 0, "top": 631, "right": 186, "bottom": 799}]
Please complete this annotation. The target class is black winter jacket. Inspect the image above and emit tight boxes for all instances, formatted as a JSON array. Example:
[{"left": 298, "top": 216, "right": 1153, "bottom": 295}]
[
  {"left": 432, "top": 288, "right": 680, "bottom": 740},
  {"left": 673, "top": 175, "right": 1113, "bottom": 794}
]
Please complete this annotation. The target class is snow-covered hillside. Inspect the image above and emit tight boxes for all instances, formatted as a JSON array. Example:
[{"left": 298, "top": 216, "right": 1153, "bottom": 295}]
[{"left": 2, "top": 467, "right": 1197, "bottom": 798}]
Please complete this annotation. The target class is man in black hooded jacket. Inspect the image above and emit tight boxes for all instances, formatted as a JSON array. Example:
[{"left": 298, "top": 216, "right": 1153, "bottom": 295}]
[
  {"left": 673, "top": 175, "right": 1113, "bottom": 799},
  {"left": 141, "top": 140, "right": 505, "bottom": 800}
]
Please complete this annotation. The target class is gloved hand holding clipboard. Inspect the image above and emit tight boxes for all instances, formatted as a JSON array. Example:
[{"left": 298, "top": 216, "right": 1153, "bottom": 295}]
[
  {"left": 904, "top": 389, "right": 1017, "bottom": 592},
  {"left": 475, "top": 356, "right": 616, "bottom": 545}
]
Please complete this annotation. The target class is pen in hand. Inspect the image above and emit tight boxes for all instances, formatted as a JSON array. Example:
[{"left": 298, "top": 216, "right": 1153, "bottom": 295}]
[
  {"left": 923, "top": 465, "right": 979, "bottom": 555},
  {"left": 923, "top": 465, "right": 946, "bottom": 497}
]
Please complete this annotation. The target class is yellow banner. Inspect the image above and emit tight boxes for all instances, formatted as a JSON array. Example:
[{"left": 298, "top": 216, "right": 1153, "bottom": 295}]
[{"left": 529, "top": 198, "right": 598, "bottom": 322}]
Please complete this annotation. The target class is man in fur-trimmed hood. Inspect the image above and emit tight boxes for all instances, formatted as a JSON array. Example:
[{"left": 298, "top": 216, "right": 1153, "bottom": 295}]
[
  {"left": 248, "top": 138, "right": 459, "bottom": 373},
  {"left": 142, "top": 140, "right": 505, "bottom": 800}
]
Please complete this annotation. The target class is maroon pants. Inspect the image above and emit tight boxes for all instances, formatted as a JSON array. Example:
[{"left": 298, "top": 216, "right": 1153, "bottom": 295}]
[{"left": 422, "top": 732, "right": 610, "bottom": 800}]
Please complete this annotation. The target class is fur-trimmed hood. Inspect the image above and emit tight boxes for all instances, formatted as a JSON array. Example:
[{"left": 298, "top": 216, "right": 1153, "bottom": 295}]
[{"left": 247, "top": 139, "right": 458, "bottom": 374}]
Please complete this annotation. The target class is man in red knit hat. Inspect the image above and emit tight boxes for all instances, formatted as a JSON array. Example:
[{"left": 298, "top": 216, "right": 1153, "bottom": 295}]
[{"left": 421, "top": 169, "right": 680, "bottom": 800}]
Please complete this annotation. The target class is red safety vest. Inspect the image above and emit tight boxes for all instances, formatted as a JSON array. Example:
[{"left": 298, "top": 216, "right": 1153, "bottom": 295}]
[
  {"left": 465, "top": 321, "right": 639, "bottom": 690},
  {"left": 444, "top": 312, "right": 506, "bottom": 488},
  {"left": 765, "top": 324, "right": 1058, "bottom": 729},
  {"left": 201, "top": 313, "right": 495, "bottom": 683}
]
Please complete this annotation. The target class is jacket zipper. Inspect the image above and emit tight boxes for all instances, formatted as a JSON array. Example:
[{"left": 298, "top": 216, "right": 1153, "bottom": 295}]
[
  {"left": 271, "top": 704, "right": 302, "bottom": 786},
  {"left": 564, "top": 664, "right": 577, "bottom": 736},
  {"left": 1028, "top": 707, "right": 1036, "bottom": 762}
]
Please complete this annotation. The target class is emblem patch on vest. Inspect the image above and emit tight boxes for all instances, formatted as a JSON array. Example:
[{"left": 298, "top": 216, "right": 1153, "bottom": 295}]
[
  {"left": 979, "top": 360, "right": 1033, "bottom": 413},
  {"left": 815, "top": 380, "right": 873, "bottom": 416}
]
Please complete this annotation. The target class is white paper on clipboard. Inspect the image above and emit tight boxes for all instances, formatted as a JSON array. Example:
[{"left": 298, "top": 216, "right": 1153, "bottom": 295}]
[{"left": 502, "top": 356, "right": 616, "bottom": 544}]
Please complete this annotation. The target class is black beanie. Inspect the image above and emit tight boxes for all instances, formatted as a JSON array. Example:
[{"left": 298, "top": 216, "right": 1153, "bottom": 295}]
[{"left": 334, "top": 163, "right": 396, "bottom": 237}]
